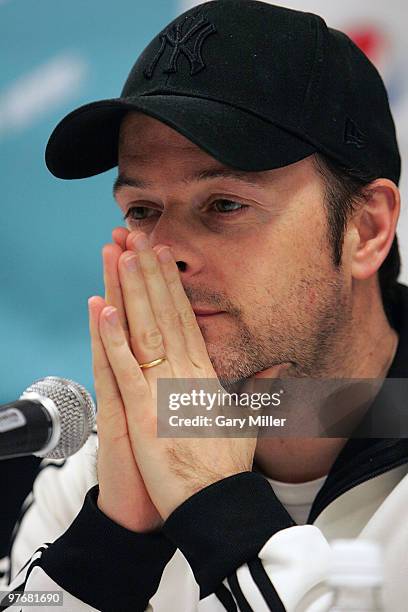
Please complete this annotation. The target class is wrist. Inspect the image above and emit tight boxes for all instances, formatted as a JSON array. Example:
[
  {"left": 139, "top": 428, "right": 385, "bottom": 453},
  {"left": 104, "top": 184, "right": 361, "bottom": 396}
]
[
  {"left": 159, "top": 470, "right": 247, "bottom": 520},
  {"left": 97, "top": 492, "right": 163, "bottom": 533}
]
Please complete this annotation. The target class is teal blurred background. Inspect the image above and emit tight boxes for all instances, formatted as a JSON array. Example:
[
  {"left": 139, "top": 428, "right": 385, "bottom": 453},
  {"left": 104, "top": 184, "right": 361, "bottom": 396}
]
[
  {"left": 3, "top": 0, "right": 408, "bottom": 404},
  {"left": 1, "top": 1, "right": 176, "bottom": 402}
]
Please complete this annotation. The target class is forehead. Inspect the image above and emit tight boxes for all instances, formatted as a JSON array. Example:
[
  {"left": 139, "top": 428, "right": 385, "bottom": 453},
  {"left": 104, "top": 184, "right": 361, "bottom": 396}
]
[
  {"left": 117, "top": 111, "right": 320, "bottom": 190},
  {"left": 117, "top": 111, "right": 276, "bottom": 187},
  {"left": 119, "top": 112, "right": 209, "bottom": 160}
]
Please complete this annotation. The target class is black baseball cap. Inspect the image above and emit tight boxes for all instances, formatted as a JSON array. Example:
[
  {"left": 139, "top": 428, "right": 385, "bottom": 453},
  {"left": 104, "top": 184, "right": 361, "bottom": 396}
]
[{"left": 45, "top": 0, "right": 401, "bottom": 185}]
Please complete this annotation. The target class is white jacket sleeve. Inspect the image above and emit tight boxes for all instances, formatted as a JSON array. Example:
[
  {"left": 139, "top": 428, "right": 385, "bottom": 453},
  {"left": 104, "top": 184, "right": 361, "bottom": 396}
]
[
  {"left": 162, "top": 472, "right": 334, "bottom": 612},
  {"left": 2, "top": 454, "right": 336, "bottom": 611},
  {"left": 0, "top": 435, "right": 177, "bottom": 612}
]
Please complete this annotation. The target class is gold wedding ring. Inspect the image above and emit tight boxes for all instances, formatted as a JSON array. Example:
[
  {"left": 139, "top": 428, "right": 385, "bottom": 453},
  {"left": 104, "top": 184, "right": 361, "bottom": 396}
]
[{"left": 139, "top": 356, "right": 167, "bottom": 369}]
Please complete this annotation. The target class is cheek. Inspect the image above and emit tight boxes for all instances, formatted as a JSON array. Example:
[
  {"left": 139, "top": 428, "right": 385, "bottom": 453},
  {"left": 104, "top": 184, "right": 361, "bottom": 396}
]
[
  {"left": 213, "top": 213, "right": 330, "bottom": 302},
  {"left": 213, "top": 238, "right": 268, "bottom": 301},
  {"left": 308, "top": 288, "right": 317, "bottom": 305},
  {"left": 217, "top": 238, "right": 284, "bottom": 303}
]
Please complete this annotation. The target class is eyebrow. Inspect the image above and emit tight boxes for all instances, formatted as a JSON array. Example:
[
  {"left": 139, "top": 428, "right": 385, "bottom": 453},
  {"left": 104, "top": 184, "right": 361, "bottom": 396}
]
[{"left": 112, "top": 166, "right": 268, "bottom": 197}]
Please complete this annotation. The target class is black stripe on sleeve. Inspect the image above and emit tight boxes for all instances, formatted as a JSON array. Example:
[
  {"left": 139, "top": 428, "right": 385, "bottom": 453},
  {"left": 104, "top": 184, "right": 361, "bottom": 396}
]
[
  {"left": 0, "top": 557, "right": 43, "bottom": 611},
  {"left": 6, "top": 498, "right": 35, "bottom": 584},
  {"left": 11, "top": 544, "right": 49, "bottom": 580},
  {"left": 247, "top": 558, "right": 286, "bottom": 611},
  {"left": 227, "top": 573, "right": 254, "bottom": 611},
  {"left": 214, "top": 584, "right": 238, "bottom": 611},
  {"left": 162, "top": 471, "right": 295, "bottom": 598},
  {"left": 6, "top": 459, "right": 68, "bottom": 583},
  {"left": 40, "top": 484, "right": 177, "bottom": 612}
]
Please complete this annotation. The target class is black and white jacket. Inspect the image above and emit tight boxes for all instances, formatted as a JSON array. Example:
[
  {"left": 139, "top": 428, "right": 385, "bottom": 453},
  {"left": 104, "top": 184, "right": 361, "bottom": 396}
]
[{"left": 2, "top": 283, "right": 408, "bottom": 612}]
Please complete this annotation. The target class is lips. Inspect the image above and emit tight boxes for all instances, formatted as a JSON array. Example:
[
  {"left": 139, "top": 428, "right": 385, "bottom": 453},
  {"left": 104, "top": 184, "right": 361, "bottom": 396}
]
[
  {"left": 193, "top": 309, "right": 224, "bottom": 316},
  {"left": 194, "top": 312, "right": 223, "bottom": 317}
]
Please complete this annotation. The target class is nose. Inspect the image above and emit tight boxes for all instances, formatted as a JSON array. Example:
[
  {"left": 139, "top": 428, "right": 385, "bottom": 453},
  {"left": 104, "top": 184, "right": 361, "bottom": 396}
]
[
  {"left": 148, "top": 211, "right": 204, "bottom": 277},
  {"left": 175, "top": 260, "right": 187, "bottom": 273}
]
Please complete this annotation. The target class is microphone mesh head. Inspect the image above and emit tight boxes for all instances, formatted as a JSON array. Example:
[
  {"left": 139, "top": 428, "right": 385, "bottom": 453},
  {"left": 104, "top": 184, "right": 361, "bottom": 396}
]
[{"left": 20, "top": 376, "right": 96, "bottom": 459}]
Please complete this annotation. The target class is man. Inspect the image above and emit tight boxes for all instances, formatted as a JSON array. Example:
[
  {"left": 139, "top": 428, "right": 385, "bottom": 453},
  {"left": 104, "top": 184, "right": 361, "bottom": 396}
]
[{"left": 2, "top": 0, "right": 408, "bottom": 610}]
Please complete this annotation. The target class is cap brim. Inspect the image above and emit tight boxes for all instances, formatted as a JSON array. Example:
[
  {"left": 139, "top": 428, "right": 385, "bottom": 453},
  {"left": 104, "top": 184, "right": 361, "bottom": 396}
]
[{"left": 45, "top": 95, "right": 316, "bottom": 179}]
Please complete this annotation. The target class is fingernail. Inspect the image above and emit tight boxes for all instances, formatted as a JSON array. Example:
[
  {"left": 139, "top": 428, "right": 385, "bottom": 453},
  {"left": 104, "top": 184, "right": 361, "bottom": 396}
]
[
  {"left": 88, "top": 297, "right": 98, "bottom": 309},
  {"left": 104, "top": 307, "right": 118, "bottom": 326},
  {"left": 133, "top": 233, "right": 149, "bottom": 251},
  {"left": 157, "top": 247, "right": 173, "bottom": 263},
  {"left": 124, "top": 255, "right": 138, "bottom": 271}
]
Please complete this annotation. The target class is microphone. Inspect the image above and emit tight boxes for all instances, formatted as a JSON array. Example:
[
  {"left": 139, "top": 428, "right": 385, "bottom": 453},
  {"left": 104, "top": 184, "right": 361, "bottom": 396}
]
[{"left": 0, "top": 376, "right": 96, "bottom": 460}]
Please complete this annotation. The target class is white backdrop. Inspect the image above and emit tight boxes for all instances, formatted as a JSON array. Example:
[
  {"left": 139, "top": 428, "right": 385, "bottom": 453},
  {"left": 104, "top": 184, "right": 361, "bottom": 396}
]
[{"left": 182, "top": 0, "right": 408, "bottom": 283}]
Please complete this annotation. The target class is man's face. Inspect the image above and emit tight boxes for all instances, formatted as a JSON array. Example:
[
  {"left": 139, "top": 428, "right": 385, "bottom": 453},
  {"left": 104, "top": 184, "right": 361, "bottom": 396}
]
[{"left": 115, "top": 112, "right": 352, "bottom": 382}]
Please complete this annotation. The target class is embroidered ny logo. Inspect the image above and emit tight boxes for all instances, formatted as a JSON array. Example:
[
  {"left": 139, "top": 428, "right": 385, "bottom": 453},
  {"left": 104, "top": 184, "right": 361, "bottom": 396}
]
[{"left": 144, "top": 15, "right": 217, "bottom": 79}]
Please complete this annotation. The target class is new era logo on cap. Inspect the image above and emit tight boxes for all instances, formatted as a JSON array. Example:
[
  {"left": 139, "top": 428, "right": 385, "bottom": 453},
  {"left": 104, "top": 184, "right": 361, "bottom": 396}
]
[
  {"left": 344, "top": 117, "right": 367, "bottom": 149},
  {"left": 143, "top": 13, "right": 217, "bottom": 79}
]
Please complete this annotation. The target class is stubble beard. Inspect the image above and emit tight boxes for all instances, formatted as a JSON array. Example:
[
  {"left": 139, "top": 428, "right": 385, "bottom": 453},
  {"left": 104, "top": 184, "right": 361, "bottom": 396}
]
[{"left": 205, "top": 268, "right": 352, "bottom": 386}]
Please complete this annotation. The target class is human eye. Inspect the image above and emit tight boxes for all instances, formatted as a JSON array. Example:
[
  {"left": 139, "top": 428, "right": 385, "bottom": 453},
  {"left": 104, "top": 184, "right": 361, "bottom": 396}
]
[
  {"left": 123, "top": 206, "right": 158, "bottom": 226},
  {"left": 123, "top": 199, "right": 249, "bottom": 228},
  {"left": 210, "top": 199, "right": 249, "bottom": 217}
]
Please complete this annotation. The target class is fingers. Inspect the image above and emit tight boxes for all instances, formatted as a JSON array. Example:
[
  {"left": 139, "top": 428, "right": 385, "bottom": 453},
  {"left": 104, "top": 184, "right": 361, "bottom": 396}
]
[
  {"left": 103, "top": 243, "right": 129, "bottom": 335},
  {"left": 126, "top": 232, "right": 210, "bottom": 370},
  {"left": 126, "top": 232, "right": 164, "bottom": 255},
  {"left": 117, "top": 237, "right": 186, "bottom": 377},
  {"left": 112, "top": 226, "right": 129, "bottom": 250},
  {"left": 153, "top": 248, "right": 211, "bottom": 370},
  {"left": 88, "top": 296, "right": 128, "bottom": 441},
  {"left": 110, "top": 229, "right": 211, "bottom": 381},
  {"left": 98, "top": 304, "right": 154, "bottom": 431}
]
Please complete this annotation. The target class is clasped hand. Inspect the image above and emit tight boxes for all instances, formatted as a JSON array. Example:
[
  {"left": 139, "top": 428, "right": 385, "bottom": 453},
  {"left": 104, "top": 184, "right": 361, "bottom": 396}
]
[{"left": 88, "top": 228, "right": 256, "bottom": 531}]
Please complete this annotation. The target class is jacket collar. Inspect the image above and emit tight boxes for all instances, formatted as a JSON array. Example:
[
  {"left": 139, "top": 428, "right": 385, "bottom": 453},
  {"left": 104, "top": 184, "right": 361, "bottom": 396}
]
[{"left": 309, "top": 282, "right": 408, "bottom": 522}]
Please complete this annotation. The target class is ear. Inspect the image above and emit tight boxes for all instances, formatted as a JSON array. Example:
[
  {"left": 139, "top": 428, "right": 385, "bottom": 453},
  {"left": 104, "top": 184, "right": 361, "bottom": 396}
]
[{"left": 349, "top": 179, "right": 400, "bottom": 281}]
